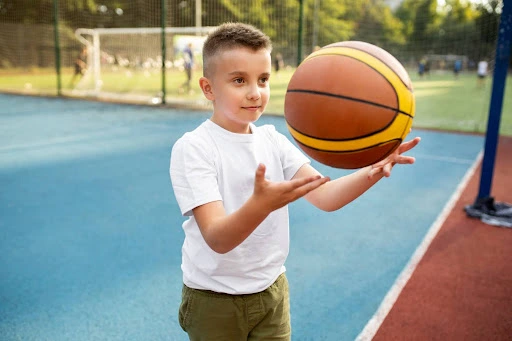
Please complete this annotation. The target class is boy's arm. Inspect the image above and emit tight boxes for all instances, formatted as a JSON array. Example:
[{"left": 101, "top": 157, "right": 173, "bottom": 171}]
[
  {"left": 299, "top": 137, "right": 421, "bottom": 212},
  {"left": 193, "top": 163, "right": 329, "bottom": 254},
  {"left": 297, "top": 164, "right": 382, "bottom": 212}
]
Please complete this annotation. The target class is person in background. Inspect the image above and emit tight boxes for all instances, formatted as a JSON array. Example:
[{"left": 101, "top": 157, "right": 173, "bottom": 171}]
[
  {"left": 424, "top": 58, "right": 431, "bottom": 77},
  {"left": 477, "top": 59, "right": 488, "bottom": 88},
  {"left": 180, "top": 43, "right": 194, "bottom": 94},
  {"left": 453, "top": 59, "right": 462, "bottom": 79},
  {"left": 274, "top": 52, "right": 284, "bottom": 77},
  {"left": 418, "top": 57, "right": 426, "bottom": 77},
  {"left": 69, "top": 46, "right": 88, "bottom": 88}
]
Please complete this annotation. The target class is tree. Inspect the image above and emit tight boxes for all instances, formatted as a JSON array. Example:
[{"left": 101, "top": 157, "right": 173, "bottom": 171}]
[
  {"left": 304, "top": 0, "right": 353, "bottom": 49},
  {"left": 344, "top": 0, "right": 405, "bottom": 53},
  {"left": 436, "top": 0, "right": 480, "bottom": 57},
  {"left": 475, "top": 0, "right": 502, "bottom": 60}
]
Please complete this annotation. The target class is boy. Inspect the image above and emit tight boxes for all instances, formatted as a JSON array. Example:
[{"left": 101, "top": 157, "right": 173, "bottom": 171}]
[{"left": 170, "top": 22, "right": 420, "bottom": 340}]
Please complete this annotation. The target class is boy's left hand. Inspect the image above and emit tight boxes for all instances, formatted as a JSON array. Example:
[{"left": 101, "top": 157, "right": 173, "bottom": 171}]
[{"left": 368, "top": 136, "right": 421, "bottom": 179}]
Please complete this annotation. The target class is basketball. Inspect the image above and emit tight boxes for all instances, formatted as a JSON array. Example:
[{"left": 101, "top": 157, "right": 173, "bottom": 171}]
[{"left": 284, "top": 41, "right": 415, "bottom": 169}]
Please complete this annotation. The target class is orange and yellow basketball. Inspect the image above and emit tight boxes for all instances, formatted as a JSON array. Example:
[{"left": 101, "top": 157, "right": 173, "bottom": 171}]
[{"left": 284, "top": 41, "right": 415, "bottom": 169}]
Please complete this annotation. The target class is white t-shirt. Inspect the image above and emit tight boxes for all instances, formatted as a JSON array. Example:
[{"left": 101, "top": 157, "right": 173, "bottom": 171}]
[
  {"left": 170, "top": 119, "right": 310, "bottom": 294},
  {"left": 477, "top": 61, "right": 488, "bottom": 76}
]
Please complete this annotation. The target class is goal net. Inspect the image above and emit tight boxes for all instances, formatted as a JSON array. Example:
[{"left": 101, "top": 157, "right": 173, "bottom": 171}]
[{"left": 70, "top": 26, "right": 215, "bottom": 105}]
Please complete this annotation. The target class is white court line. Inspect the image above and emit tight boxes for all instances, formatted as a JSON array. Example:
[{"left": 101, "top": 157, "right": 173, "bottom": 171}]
[
  {"left": 0, "top": 129, "right": 131, "bottom": 153},
  {"left": 355, "top": 150, "right": 483, "bottom": 341},
  {"left": 413, "top": 153, "right": 475, "bottom": 165}
]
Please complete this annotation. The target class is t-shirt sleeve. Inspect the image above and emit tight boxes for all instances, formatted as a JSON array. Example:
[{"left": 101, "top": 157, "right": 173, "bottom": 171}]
[
  {"left": 170, "top": 135, "right": 222, "bottom": 216},
  {"left": 266, "top": 126, "right": 310, "bottom": 180}
]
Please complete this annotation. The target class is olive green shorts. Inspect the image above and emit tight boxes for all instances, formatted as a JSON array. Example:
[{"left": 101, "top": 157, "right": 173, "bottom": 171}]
[{"left": 179, "top": 273, "right": 291, "bottom": 341}]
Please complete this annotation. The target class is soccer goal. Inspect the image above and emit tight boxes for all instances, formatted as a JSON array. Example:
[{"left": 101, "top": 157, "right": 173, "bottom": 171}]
[{"left": 72, "top": 26, "right": 215, "bottom": 104}]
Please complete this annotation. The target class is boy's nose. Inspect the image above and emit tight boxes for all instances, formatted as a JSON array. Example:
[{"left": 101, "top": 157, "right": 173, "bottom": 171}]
[{"left": 246, "top": 84, "right": 261, "bottom": 100}]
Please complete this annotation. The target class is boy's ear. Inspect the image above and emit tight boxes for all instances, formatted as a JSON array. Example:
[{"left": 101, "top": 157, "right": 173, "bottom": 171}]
[{"left": 199, "top": 77, "right": 214, "bottom": 101}]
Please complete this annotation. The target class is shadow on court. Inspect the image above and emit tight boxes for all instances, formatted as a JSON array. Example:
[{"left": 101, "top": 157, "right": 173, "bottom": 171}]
[{"left": 0, "top": 94, "right": 490, "bottom": 340}]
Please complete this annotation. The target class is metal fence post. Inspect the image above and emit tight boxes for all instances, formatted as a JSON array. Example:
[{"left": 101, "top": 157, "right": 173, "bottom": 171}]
[
  {"left": 297, "top": 0, "right": 304, "bottom": 67},
  {"left": 53, "top": 0, "right": 62, "bottom": 96},
  {"left": 161, "top": 0, "right": 167, "bottom": 104}
]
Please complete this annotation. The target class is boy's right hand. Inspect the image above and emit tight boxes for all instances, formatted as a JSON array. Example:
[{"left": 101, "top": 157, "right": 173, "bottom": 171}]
[
  {"left": 252, "top": 163, "right": 330, "bottom": 213},
  {"left": 192, "top": 163, "right": 329, "bottom": 254}
]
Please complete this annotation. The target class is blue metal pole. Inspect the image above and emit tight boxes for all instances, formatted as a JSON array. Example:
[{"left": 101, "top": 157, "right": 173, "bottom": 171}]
[{"left": 477, "top": 0, "right": 512, "bottom": 199}]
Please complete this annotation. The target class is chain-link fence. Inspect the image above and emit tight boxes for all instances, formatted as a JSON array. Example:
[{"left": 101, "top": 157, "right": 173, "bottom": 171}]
[{"left": 0, "top": 0, "right": 509, "bottom": 134}]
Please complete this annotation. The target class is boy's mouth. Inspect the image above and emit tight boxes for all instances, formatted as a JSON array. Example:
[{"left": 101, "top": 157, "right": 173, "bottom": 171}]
[{"left": 243, "top": 106, "right": 261, "bottom": 111}]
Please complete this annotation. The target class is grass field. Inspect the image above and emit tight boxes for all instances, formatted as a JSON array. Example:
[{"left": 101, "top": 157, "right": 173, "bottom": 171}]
[{"left": 0, "top": 67, "right": 511, "bottom": 136}]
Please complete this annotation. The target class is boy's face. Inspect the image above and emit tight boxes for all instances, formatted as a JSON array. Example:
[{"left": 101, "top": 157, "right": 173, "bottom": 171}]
[{"left": 200, "top": 46, "right": 271, "bottom": 134}]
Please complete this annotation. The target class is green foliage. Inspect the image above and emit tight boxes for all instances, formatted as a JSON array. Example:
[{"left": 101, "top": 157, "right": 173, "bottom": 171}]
[
  {"left": 443, "top": 0, "right": 478, "bottom": 22},
  {"left": 435, "top": 0, "right": 479, "bottom": 57},
  {"left": 304, "top": 0, "right": 353, "bottom": 47},
  {"left": 1, "top": 0, "right": 504, "bottom": 59},
  {"left": 474, "top": 0, "right": 501, "bottom": 59},
  {"left": 346, "top": 0, "right": 404, "bottom": 44},
  {"left": 412, "top": 0, "right": 441, "bottom": 55},
  {"left": 394, "top": 0, "right": 418, "bottom": 38},
  {"left": 0, "top": 0, "right": 509, "bottom": 137}
]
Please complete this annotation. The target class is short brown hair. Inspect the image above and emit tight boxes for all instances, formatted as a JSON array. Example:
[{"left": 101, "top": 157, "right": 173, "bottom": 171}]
[{"left": 202, "top": 22, "right": 272, "bottom": 77}]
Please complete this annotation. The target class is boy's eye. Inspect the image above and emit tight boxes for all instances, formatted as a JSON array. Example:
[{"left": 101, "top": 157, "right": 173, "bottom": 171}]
[
  {"left": 234, "top": 78, "right": 244, "bottom": 84},
  {"left": 259, "top": 77, "right": 269, "bottom": 84}
]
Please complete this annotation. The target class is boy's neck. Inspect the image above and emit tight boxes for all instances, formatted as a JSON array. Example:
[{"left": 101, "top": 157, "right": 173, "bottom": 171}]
[{"left": 210, "top": 116, "right": 252, "bottom": 134}]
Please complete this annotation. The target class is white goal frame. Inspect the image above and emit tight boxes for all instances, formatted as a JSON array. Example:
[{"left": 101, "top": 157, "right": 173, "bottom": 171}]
[{"left": 73, "top": 26, "right": 216, "bottom": 95}]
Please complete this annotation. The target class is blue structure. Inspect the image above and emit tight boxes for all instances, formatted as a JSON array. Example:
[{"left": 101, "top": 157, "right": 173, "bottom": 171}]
[
  {"left": 478, "top": 0, "right": 511, "bottom": 199},
  {"left": 465, "top": 0, "right": 512, "bottom": 224}
]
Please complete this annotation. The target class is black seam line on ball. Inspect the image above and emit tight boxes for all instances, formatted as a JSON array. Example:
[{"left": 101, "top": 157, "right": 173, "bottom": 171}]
[
  {"left": 289, "top": 117, "right": 398, "bottom": 141},
  {"left": 287, "top": 108, "right": 407, "bottom": 141},
  {"left": 286, "top": 89, "right": 413, "bottom": 118},
  {"left": 310, "top": 48, "right": 412, "bottom": 90},
  {"left": 293, "top": 137, "right": 403, "bottom": 153}
]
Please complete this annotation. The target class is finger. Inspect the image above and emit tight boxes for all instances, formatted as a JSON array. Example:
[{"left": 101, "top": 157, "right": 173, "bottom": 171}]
[
  {"left": 383, "top": 162, "right": 393, "bottom": 177},
  {"left": 399, "top": 136, "right": 420, "bottom": 149},
  {"left": 398, "top": 137, "right": 421, "bottom": 153},
  {"left": 371, "top": 158, "right": 389, "bottom": 169},
  {"left": 395, "top": 155, "right": 416, "bottom": 164},
  {"left": 288, "top": 174, "right": 323, "bottom": 190},
  {"left": 368, "top": 166, "right": 382, "bottom": 179},
  {"left": 371, "top": 160, "right": 386, "bottom": 169},
  {"left": 254, "top": 163, "right": 266, "bottom": 184},
  {"left": 291, "top": 176, "right": 330, "bottom": 198}
]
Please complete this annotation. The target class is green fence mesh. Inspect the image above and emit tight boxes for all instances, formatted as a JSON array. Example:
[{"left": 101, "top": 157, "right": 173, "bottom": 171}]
[{"left": 0, "top": 0, "right": 509, "bottom": 135}]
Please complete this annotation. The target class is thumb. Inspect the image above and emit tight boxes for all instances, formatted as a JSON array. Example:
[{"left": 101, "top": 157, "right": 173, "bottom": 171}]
[{"left": 254, "top": 163, "right": 266, "bottom": 184}]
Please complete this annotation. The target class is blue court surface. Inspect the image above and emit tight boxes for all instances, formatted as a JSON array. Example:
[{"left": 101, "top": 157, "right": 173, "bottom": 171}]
[{"left": 0, "top": 94, "right": 484, "bottom": 340}]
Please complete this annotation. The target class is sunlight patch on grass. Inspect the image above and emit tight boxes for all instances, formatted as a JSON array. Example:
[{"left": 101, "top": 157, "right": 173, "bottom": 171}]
[
  {"left": 1, "top": 69, "right": 510, "bottom": 136},
  {"left": 412, "top": 80, "right": 459, "bottom": 89},
  {"left": 414, "top": 88, "right": 450, "bottom": 97}
]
